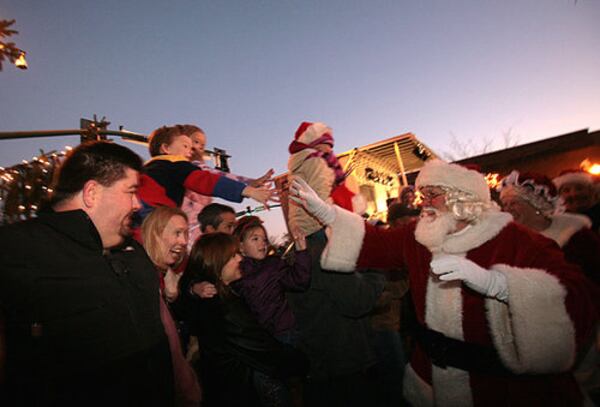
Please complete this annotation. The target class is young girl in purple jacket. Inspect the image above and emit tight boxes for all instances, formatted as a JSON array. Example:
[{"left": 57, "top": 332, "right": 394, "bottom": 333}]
[{"left": 231, "top": 216, "right": 311, "bottom": 346}]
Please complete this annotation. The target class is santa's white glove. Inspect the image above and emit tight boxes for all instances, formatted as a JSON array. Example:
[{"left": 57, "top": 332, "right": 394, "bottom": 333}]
[
  {"left": 289, "top": 177, "right": 336, "bottom": 225},
  {"left": 430, "top": 254, "right": 509, "bottom": 302}
]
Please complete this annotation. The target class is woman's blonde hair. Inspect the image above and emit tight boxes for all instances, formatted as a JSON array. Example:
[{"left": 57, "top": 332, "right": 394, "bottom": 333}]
[
  {"left": 141, "top": 206, "right": 188, "bottom": 270},
  {"left": 187, "top": 233, "right": 238, "bottom": 298}
]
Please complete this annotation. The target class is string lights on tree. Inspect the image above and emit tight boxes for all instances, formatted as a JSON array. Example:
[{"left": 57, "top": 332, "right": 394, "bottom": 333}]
[
  {"left": 0, "top": 19, "right": 28, "bottom": 71},
  {"left": 0, "top": 150, "right": 67, "bottom": 225}
]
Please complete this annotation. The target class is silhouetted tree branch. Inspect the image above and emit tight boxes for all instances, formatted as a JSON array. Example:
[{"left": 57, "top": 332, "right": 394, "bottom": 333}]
[
  {"left": 0, "top": 19, "right": 26, "bottom": 71},
  {"left": 442, "top": 127, "right": 521, "bottom": 161}
]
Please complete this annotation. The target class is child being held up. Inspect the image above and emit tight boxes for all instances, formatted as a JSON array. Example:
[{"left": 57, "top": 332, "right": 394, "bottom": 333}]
[
  {"left": 134, "top": 125, "right": 275, "bottom": 235},
  {"left": 192, "top": 216, "right": 310, "bottom": 346}
]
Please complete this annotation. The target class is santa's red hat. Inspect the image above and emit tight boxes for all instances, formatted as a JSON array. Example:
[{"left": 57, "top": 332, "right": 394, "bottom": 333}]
[
  {"left": 416, "top": 159, "right": 491, "bottom": 203},
  {"left": 294, "top": 121, "right": 334, "bottom": 147},
  {"left": 499, "top": 171, "right": 558, "bottom": 214},
  {"left": 553, "top": 169, "right": 593, "bottom": 190}
]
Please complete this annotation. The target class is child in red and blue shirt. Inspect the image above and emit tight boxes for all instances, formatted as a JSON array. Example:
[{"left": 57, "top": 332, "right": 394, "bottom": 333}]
[{"left": 134, "top": 125, "right": 274, "bottom": 236}]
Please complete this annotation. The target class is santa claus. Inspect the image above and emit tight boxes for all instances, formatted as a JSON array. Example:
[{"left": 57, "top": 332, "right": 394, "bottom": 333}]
[{"left": 290, "top": 159, "right": 597, "bottom": 406}]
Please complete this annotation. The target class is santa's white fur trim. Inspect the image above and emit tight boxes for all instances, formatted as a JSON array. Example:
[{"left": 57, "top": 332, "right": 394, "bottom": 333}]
[
  {"left": 403, "top": 364, "right": 434, "bottom": 407},
  {"left": 403, "top": 363, "right": 475, "bottom": 407},
  {"left": 486, "top": 264, "right": 576, "bottom": 374},
  {"left": 425, "top": 270, "right": 464, "bottom": 339},
  {"left": 320, "top": 206, "right": 365, "bottom": 272},
  {"left": 416, "top": 159, "right": 491, "bottom": 203},
  {"left": 431, "top": 366, "right": 473, "bottom": 407},
  {"left": 553, "top": 172, "right": 593, "bottom": 190},
  {"left": 424, "top": 266, "right": 473, "bottom": 406},
  {"left": 542, "top": 213, "right": 592, "bottom": 248},
  {"left": 430, "top": 210, "right": 512, "bottom": 254}
]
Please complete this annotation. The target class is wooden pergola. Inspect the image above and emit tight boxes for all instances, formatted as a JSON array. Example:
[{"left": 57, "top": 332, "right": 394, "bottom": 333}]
[{"left": 337, "top": 132, "right": 438, "bottom": 188}]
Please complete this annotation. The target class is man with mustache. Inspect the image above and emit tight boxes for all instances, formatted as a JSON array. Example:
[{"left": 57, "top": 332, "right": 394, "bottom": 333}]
[
  {"left": 553, "top": 168, "right": 599, "bottom": 233},
  {"left": 0, "top": 142, "right": 174, "bottom": 406},
  {"left": 290, "top": 159, "right": 597, "bottom": 406}
]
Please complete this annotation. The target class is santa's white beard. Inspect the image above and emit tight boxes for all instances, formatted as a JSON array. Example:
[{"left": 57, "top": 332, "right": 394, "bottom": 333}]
[{"left": 415, "top": 208, "right": 459, "bottom": 251}]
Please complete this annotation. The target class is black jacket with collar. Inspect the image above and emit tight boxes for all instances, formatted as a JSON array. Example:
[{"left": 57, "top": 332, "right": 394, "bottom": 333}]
[{"left": 0, "top": 209, "right": 173, "bottom": 405}]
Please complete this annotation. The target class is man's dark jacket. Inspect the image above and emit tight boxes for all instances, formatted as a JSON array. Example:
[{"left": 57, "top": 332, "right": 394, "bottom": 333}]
[{"left": 0, "top": 210, "right": 173, "bottom": 406}]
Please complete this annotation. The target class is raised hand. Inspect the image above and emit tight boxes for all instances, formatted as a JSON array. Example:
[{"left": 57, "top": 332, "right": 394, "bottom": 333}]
[
  {"left": 164, "top": 268, "right": 182, "bottom": 302},
  {"left": 288, "top": 177, "right": 336, "bottom": 225},
  {"left": 290, "top": 227, "right": 307, "bottom": 251},
  {"left": 249, "top": 168, "right": 275, "bottom": 188},
  {"left": 242, "top": 185, "right": 278, "bottom": 210}
]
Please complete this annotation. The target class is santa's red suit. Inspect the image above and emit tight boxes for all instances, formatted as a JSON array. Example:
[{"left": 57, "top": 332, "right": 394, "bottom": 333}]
[{"left": 320, "top": 206, "right": 596, "bottom": 406}]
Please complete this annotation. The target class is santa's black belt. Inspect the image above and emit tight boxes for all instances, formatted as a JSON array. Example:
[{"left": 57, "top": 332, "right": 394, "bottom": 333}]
[{"left": 414, "top": 323, "right": 512, "bottom": 376}]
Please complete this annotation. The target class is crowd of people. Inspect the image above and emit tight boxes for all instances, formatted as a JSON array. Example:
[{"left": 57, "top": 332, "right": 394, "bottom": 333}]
[{"left": 0, "top": 121, "right": 598, "bottom": 406}]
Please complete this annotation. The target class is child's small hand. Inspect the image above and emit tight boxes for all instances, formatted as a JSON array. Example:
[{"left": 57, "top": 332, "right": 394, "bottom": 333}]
[
  {"left": 243, "top": 185, "right": 278, "bottom": 210},
  {"left": 191, "top": 281, "right": 217, "bottom": 298},
  {"left": 250, "top": 168, "right": 275, "bottom": 188},
  {"left": 292, "top": 231, "right": 307, "bottom": 251}
]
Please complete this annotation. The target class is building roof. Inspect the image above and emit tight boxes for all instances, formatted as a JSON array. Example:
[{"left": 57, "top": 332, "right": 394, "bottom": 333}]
[
  {"left": 337, "top": 132, "right": 439, "bottom": 184},
  {"left": 454, "top": 128, "right": 599, "bottom": 173}
]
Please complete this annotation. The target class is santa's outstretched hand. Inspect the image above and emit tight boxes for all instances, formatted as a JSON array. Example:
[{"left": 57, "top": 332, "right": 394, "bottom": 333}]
[
  {"left": 289, "top": 177, "right": 336, "bottom": 225},
  {"left": 430, "top": 254, "right": 509, "bottom": 302}
]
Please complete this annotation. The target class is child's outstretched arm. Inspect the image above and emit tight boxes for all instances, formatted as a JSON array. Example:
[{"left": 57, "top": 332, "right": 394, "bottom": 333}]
[
  {"left": 242, "top": 185, "right": 279, "bottom": 210},
  {"left": 279, "top": 231, "right": 311, "bottom": 291},
  {"left": 247, "top": 168, "right": 275, "bottom": 187},
  {"left": 182, "top": 164, "right": 277, "bottom": 207}
]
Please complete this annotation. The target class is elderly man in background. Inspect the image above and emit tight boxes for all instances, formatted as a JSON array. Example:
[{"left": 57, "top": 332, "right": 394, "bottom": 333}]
[
  {"left": 553, "top": 168, "right": 599, "bottom": 233},
  {"left": 290, "top": 159, "right": 597, "bottom": 406},
  {"left": 499, "top": 170, "right": 600, "bottom": 284}
]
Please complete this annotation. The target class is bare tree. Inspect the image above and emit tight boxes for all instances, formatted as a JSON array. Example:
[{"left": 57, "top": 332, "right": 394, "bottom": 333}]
[
  {"left": 501, "top": 126, "right": 521, "bottom": 149},
  {"left": 442, "top": 127, "right": 521, "bottom": 161}
]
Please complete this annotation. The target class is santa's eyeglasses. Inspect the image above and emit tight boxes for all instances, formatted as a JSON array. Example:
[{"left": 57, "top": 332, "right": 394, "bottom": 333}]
[{"left": 418, "top": 187, "right": 448, "bottom": 203}]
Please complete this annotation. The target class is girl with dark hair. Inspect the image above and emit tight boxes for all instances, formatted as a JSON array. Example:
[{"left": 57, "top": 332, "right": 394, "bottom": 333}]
[
  {"left": 180, "top": 233, "right": 309, "bottom": 406},
  {"left": 232, "top": 216, "right": 310, "bottom": 346}
]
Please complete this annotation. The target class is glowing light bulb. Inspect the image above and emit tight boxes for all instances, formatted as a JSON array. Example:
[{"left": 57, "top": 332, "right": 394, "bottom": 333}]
[{"left": 14, "top": 52, "right": 28, "bottom": 70}]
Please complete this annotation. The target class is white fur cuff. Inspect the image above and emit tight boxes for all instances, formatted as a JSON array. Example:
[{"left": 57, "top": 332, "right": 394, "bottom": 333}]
[
  {"left": 486, "top": 264, "right": 576, "bottom": 374},
  {"left": 403, "top": 364, "right": 434, "bottom": 407},
  {"left": 320, "top": 206, "right": 365, "bottom": 272}
]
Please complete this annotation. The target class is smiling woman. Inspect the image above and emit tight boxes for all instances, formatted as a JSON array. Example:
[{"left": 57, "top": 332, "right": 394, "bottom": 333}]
[
  {"left": 143, "top": 209, "right": 188, "bottom": 267},
  {"left": 141, "top": 206, "right": 189, "bottom": 301},
  {"left": 140, "top": 206, "right": 202, "bottom": 406}
]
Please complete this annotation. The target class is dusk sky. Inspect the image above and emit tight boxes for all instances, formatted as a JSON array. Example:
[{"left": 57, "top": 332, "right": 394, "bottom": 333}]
[{"left": 2, "top": 1, "right": 599, "bottom": 241}]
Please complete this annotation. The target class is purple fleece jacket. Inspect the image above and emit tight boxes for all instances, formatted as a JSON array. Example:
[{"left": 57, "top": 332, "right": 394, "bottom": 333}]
[{"left": 231, "top": 251, "right": 311, "bottom": 336}]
